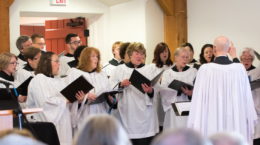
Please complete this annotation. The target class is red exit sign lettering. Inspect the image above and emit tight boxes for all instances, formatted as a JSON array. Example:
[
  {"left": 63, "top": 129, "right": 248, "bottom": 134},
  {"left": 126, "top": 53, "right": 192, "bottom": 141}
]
[{"left": 50, "top": 0, "right": 68, "bottom": 6}]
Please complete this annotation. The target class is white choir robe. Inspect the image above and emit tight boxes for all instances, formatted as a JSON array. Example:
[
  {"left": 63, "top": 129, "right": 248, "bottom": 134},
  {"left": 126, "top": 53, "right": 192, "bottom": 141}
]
[
  {"left": 59, "top": 56, "right": 74, "bottom": 77},
  {"left": 17, "top": 58, "right": 27, "bottom": 71},
  {"left": 160, "top": 66, "right": 197, "bottom": 131},
  {"left": 248, "top": 67, "right": 260, "bottom": 139},
  {"left": 102, "top": 63, "right": 117, "bottom": 77},
  {"left": 65, "top": 68, "right": 111, "bottom": 133},
  {"left": 187, "top": 63, "right": 257, "bottom": 143},
  {"left": 109, "top": 64, "right": 159, "bottom": 139},
  {"left": 146, "top": 63, "right": 172, "bottom": 127},
  {"left": 26, "top": 74, "right": 72, "bottom": 145}
]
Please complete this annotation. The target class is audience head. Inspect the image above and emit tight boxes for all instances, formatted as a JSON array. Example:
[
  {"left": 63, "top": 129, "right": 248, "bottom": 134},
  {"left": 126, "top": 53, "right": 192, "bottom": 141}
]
[
  {"left": 16, "top": 35, "right": 32, "bottom": 54},
  {"left": 0, "top": 52, "right": 17, "bottom": 75},
  {"left": 152, "top": 42, "right": 173, "bottom": 68},
  {"left": 112, "top": 41, "right": 123, "bottom": 60},
  {"left": 0, "top": 129, "right": 34, "bottom": 139},
  {"left": 119, "top": 42, "right": 131, "bottom": 63},
  {"left": 65, "top": 33, "right": 81, "bottom": 53},
  {"left": 74, "top": 114, "right": 131, "bottom": 145},
  {"left": 151, "top": 128, "right": 204, "bottom": 145},
  {"left": 31, "top": 34, "right": 46, "bottom": 51},
  {"left": 127, "top": 42, "right": 146, "bottom": 66},
  {"left": 23, "top": 47, "right": 42, "bottom": 70},
  {"left": 181, "top": 42, "right": 194, "bottom": 63},
  {"left": 78, "top": 47, "right": 101, "bottom": 72},
  {"left": 240, "top": 47, "right": 255, "bottom": 70},
  {"left": 74, "top": 45, "right": 86, "bottom": 62},
  {"left": 174, "top": 47, "right": 190, "bottom": 69},
  {"left": 213, "top": 36, "right": 230, "bottom": 56},
  {"left": 199, "top": 44, "right": 214, "bottom": 64},
  {"left": 35, "top": 52, "right": 60, "bottom": 76},
  {"left": 210, "top": 132, "right": 248, "bottom": 145}
]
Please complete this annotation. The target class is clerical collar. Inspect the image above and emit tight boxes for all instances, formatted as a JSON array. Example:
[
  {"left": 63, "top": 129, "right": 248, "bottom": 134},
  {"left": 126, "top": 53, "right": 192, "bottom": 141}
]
[
  {"left": 172, "top": 65, "right": 190, "bottom": 72},
  {"left": 65, "top": 53, "right": 74, "bottom": 57},
  {"left": 214, "top": 56, "right": 232, "bottom": 65},
  {"left": 247, "top": 65, "right": 256, "bottom": 71},
  {"left": 109, "top": 58, "right": 124, "bottom": 66},
  {"left": 17, "top": 53, "right": 26, "bottom": 61},
  {"left": 23, "top": 63, "right": 34, "bottom": 71},
  {"left": 125, "top": 62, "right": 145, "bottom": 68},
  {"left": 0, "top": 71, "right": 14, "bottom": 82}
]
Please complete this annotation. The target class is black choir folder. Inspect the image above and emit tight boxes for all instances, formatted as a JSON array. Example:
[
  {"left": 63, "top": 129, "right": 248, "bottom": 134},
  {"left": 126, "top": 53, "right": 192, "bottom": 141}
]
[
  {"left": 168, "top": 80, "right": 193, "bottom": 95},
  {"left": 17, "top": 76, "right": 33, "bottom": 96},
  {"left": 89, "top": 88, "right": 123, "bottom": 105},
  {"left": 60, "top": 75, "right": 94, "bottom": 103},
  {"left": 172, "top": 101, "right": 191, "bottom": 116},
  {"left": 0, "top": 89, "right": 19, "bottom": 110},
  {"left": 129, "top": 69, "right": 164, "bottom": 94}
]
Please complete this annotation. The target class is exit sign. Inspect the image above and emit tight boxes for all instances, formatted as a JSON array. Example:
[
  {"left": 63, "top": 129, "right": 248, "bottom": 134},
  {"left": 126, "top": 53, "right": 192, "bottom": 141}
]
[{"left": 50, "top": 0, "right": 68, "bottom": 6}]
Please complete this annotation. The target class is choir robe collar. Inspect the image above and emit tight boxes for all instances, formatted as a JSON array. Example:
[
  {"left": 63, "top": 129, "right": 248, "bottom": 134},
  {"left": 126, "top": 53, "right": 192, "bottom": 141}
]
[
  {"left": 86, "top": 69, "right": 97, "bottom": 73},
  {"left": 172, "top": 65, "right": 190, "bottom": 72},
  {"left": 0, "top": 71, "right": 14, "bottom": 81},
  {"left": 109, "top": 58, "right": 124, "bottom": 66},
  {"left": 65, "top": 53, "right": 74, "bottom": 57},
  {"left": 67, "top": 60, "right": 77, "bottom": 68},
  {"left": 190, "top": 59, "right": 197, "bottom": 63},
  {"left": 213, "top": 56, "right": 232, "bottom": 65},
  {"left": 17, "top": 53, "right": 26, "bottom": 61},
  {"left": 23, "top": 63, "right": 34, "bottom": 71},
  {"left": 247, "top": 65, "right": 256, "bottom": 71},
  {"left": 43, "top": 73, "right": 54, "bottom": 78},
  {"left": 125, "top": 62, "right": 145, "bottom": 68}
]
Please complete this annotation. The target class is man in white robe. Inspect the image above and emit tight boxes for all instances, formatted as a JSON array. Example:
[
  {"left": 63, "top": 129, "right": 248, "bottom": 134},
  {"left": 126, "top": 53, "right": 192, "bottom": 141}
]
[{"left": 187, "top": 36, "right": 257, "bottom": 144}]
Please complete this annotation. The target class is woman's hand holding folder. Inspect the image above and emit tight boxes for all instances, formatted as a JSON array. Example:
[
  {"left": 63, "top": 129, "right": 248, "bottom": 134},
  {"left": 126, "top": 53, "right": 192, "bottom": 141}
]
[
  {"left": 120, "top": 79, "right": 131, "bottom": 87},
  {"left": 141, "top": 83, "right": 153, "bottom": 94}
]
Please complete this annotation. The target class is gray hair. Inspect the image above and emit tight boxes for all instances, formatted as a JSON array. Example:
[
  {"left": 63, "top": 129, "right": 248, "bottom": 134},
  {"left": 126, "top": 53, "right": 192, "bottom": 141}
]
[
  {"left": 240, "top": 47, "right": 255, "bottom": 61},
  {"left": 209, "top": 132, "right": 248, "bottom": 145},
  {"left": 74, "top": 114, "right": 131, "bottom": 145},
  {"left": 16, "top": 35, "right": 31, "bottom": 50},
  {"left": 151, "top": 128, "right": 204, "bottom": 145}
]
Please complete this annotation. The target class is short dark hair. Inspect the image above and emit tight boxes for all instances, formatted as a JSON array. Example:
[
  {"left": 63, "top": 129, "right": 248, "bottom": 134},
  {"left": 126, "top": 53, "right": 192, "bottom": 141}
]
[
  {"left": 181, "top": 42, "right": 194, "bottom": 53},
  {"left": 31, "top": 34, "right": 44, "bottom": 43},
  {"left": 23, "top": 47, "right": 41, "bottom": 61},
  {"left": 152, "top": 42, "right": 173, "bottom": 68},
  {"left": 119, "top": 42, "right": 130, "bottom": 59},
  {"left": 16, "top": 35, "right": 30, "bottom": 50},
  {"left": 35, "top": 52, "right": 55, "bottom": 76},
  {"left": 65, "top": 33, "right": 79, "bottom": 44},
  {"left": 74, "top": 45, "right": 86, "bottom": 61},
  {"left": 199, "top": 44, "right": 214, "bottom": 64}
]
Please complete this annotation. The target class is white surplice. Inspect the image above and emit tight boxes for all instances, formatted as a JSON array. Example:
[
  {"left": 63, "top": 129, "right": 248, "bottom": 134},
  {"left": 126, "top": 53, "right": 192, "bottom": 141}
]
[
  {"left": 26, "top": 74, "right": 72, "bottom": 145},
  {"left": 109, "top": 64, "right": 159, "bottom": 139},
  {"left": 187, "top": 63, "right": 257, "bottom": 143},
  {"left": 65, "top": 68, "right": 111, "bottom": 132},
  {"left": 59, "top": 56, "right": 74, "bottom": 77},
  {"left": 160, "top": 66, "right": 197, "bottom": 131}
]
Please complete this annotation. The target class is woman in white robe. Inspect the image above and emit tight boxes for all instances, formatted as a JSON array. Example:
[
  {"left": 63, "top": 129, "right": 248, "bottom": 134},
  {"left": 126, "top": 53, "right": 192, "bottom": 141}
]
[
  {"left": 110, "top": 42, "right": 158, "bottom": 145},
  {"left": 146, "top": 42, "right": 173, "bottom": 131},
  {"left": 161, "top": 47, "right": 197, "bottom": 131},
  {"left": 26, "top": 52, "right": 73, "bottom": 145},
  {"left": 66, "top": 47, "right": 113, "bottom": 133}
]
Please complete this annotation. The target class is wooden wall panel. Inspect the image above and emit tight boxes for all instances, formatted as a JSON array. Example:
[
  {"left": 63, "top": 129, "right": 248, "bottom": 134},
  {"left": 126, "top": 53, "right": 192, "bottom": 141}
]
[
  {"left": 51, "top": 39, "right": 58, "bottom": 54},
  {"left": 46, "top": 39, "right": 52, "bottom": 52},
  {"left": 0, "top": 0, "right": 14, "bottom": 53}
]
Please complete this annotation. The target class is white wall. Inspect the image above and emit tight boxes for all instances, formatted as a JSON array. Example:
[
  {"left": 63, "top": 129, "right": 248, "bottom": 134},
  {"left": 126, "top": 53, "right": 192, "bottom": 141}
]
[
  {"left": 187, "top": 0, "right": 260, "bottom": 66},
  {"left": 9, "top": 0, "right": 164, "bottom": 64}
]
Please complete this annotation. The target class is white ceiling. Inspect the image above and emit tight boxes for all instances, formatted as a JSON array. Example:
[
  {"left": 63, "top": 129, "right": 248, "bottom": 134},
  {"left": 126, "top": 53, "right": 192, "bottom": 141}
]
[{"left": 98, "top": 0, "right": 132, "bottom": 6}]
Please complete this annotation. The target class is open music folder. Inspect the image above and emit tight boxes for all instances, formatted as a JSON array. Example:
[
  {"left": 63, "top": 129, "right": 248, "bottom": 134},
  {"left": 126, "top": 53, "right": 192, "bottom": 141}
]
[
  {"left": 168, "top": 79, "right": 193, "bottom": 95},
  {"left": 60, "top": 75, "right": 94, "bottom": 103},
  {"left": 172, "top": 101, "right": 191, "bottom": 116},
  {"left": 129, "top": 69, "right": 164, "bottom": 94},
  {"left": 17, "top": 76, "right": 33, "bottom": 96}
]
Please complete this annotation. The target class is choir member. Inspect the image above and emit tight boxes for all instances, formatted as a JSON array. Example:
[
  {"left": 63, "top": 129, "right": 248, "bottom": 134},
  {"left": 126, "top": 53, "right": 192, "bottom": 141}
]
[
  {"left": 110, "top": 42, "right": 159, "bottom": 145},
  {"left": 26, "top": 52, "right": 74, "bottom": 145},
  {"left": 15, "top": 36, "right": 32, "bottom": 70},
  {"left": 199, "top": 44, "right": 214, "bottom": 64},
  {"left": 147, "top": 42, "right": 173, "bottom": 131},
  {"left": 59, "top": 33, "right": 81, "bottom": 76},
  {"left": 119, "top": 42, "right": 131, "bottom": 63},
  {"left": 160, "top": 47, "right": 197, "bottom": 130},
  {"left": 31, "top": 34, "right": 46, "bottom": 51},
  {"left": 65, "top": 47, "right": 112, "bottom": 132},
  {"left": 181, "top": 42, "right": 197, "bottom": 64},
  {"left": 0, "top": 52, "right": 26, "bottom": 103},
  {"left": 187, "top": 36, "right": 257, "bottom": 144},
  {"left": 103, "top": 41, "right": 123, "bottom": 77}
]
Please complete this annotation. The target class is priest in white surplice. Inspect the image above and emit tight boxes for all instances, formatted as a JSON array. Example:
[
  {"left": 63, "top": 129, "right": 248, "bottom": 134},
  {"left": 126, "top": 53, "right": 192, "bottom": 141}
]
[{"left": 187, "top": 36, "right": 257, "bottom": 144}]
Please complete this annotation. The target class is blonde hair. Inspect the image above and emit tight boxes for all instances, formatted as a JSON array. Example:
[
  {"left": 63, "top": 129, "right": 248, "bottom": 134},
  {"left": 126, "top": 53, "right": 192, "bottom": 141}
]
[
  {"left": 0, "top": 52, "right": 16, "bottom": 71},
  {"left": 112, "top": 41, "right": 123, "bottom": 52},
  {"left": 174, "top": 47, "right": 189, "bottom": 57},
  {"left": 126, "top": 42, "right": 146, "bottom": 57},
  {"left": 77, "top": 47, "right": 101, "bottom": 72},
  {"left": 0, "top": 129, "right": 34, "bottom": 139},
  {"left": 74, "top": 114, "right": 131, "bottom": 145}
]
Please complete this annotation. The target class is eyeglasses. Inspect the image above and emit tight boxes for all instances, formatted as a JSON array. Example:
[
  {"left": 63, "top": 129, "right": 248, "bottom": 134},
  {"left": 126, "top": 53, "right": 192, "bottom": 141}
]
[
  {"left": 9, "top": 62, "right": 19, "bottom": 65},
  {"left": 70, "top": 41, "right": 82, "bottom": 45}
]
